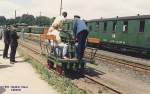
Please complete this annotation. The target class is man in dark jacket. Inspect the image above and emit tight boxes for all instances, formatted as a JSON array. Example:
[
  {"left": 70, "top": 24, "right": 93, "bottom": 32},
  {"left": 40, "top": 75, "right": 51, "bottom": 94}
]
[
  {"left": 3, "top": 26, "right": 11, "bottom": 59},
  {"left": 0, "top": 27, "right": 3, "bottom": 40},
  {"left": 10, "top": 26, "right": 19, "bottom": 64},
  {"left": 73, "top": 15, "right": 88, "bottom": 60}
]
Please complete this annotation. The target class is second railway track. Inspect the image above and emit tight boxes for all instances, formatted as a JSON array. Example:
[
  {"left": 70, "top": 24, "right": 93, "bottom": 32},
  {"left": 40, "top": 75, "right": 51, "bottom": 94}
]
[{"left": 85, "top": 50, "right": 150, "bottom": 73}]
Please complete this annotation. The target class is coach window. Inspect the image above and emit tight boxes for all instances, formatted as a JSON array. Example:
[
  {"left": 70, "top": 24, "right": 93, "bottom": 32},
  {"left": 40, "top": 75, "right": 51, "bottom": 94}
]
[
  {"left": 113, "top": 21, "right": 117, "bottom": 32},
  {"left": 89, "top": 25, "right": 92, "bottom": 31},
  {"left": 96, "top": 22, "right": 99, "bottom": 28},
  {"left": 104, "top": 22, "right": 107, "bottom": 31},
  {"left": 96, "top": 22, "right": 99, "bottom": 31},
  {"left": 123, "top": 21, "right": 128, "bottom": 32},
  {"left": 139, "top": 20, "right": 145, "bottom": 32}
]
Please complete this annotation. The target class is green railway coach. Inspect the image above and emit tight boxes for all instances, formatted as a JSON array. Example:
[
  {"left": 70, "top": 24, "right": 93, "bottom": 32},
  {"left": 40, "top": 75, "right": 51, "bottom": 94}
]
[{"left": 86, "top": 15, "right": 150, "bottom": 54}]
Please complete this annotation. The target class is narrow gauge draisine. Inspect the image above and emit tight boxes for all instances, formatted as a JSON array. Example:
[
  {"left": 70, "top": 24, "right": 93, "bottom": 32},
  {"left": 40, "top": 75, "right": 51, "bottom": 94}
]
[
  {"left": 17, "top": 20, "right": 98, "bottom": 74},
  {"left": 39, "top": 27, "right": 98, "bottom": 74}
]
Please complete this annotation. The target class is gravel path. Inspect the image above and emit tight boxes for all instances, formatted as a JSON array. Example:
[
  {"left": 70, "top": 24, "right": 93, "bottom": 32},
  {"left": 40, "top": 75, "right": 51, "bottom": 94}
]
[{"left": 0, "top": 40, "right": 59, "bottom": 94}]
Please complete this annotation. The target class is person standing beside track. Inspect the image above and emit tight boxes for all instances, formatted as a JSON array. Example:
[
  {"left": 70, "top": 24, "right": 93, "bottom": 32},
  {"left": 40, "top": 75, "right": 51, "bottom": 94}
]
[
  {"left": 10, "top": 25, "right": 19, "bottom": 64},
  {"left": 0, "top": 26, "right": 3, "bottom": 40},
  {"left": 3, "top": 25, "right": 11, "bottom": 59},
  {"left": 73, "top": 15, "right": 88, "bottom": 60}
]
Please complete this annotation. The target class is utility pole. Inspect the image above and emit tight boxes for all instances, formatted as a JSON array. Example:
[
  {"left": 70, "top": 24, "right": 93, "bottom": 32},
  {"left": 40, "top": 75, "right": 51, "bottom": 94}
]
[
  {"left": 15, "top": 10, "right": 16, "bottom": 19},
  {"left": 15, "top": 10, "right": 16, "bottom": 25},
  {"left": 59, "top": 0, "right": 63, "bottom": 16}
]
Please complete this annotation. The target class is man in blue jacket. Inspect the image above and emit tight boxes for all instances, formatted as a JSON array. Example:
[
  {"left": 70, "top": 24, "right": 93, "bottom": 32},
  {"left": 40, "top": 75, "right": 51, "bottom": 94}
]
[{"left": 73, "top": 15, "right": 88, "bottom": 60}]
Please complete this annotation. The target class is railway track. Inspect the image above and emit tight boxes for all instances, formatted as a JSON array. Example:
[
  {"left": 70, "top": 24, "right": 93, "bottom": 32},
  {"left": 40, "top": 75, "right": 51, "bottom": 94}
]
[
  {"left": 85, "top": 49, "right": 150, "bottom": 73},
  {"left": 22, "top": 36, "right": 150, "bottom": 74},
  {"left": 19, "top": 40, "right": 123, "bottom": 94}
]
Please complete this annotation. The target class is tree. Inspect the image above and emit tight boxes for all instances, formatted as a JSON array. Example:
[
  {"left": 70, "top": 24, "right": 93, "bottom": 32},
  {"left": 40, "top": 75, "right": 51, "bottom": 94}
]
[
  {"left": 35, "top": 16, "right": 51, "bottom": 26},
  {"left": 20, "top": 14, "right": 35, "bottom": 25},
  {"left": 6, "top": 19, "right": 15, "bottom": 25},
  {"left": 0, "top": 16, "right": 6, "bottom": 25},
  {"left": 0, "top": 14, "right": 55, "bottom": 26},
  {"left": 15, "top": 16, "right": 21, "bottom": 23}
]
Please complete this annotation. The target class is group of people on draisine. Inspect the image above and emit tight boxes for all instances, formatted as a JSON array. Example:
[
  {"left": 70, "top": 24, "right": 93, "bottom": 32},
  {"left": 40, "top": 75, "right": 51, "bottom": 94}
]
[
  {"left": 46, "top": 11, "right": 88, "bottom": 60},
  {"left": 0, "top": 11, "right": 88, "bottom": 64}
]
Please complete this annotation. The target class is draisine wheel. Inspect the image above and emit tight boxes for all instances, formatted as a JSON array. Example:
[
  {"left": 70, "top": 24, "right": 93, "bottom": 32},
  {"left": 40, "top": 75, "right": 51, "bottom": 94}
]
[{"left": 56, "top": 64, "right": 62, "bottom": 75}]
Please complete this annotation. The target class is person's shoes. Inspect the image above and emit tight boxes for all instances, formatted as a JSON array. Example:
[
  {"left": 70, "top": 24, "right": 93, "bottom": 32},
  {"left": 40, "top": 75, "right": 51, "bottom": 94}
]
[
  {"left": 63, "top": 56, "right": 69, "bottom": 59},
  {"left": 3, "top": 57, "right": 9, "bottom": 59},
  {"left": 10, "top": 61, "right": 15, "bottom": 64},
  {"left": 10, "top": 60, "right": 16, "bottom": 64}
]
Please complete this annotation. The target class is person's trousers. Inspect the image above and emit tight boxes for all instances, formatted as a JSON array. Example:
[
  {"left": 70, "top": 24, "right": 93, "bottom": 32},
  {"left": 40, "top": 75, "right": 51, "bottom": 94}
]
[
  {"left": 10, "top": 45, "right": 18, "bottom": 62},
  {"left": 76, "top": 30, "right": 88, "bottom": 60},
  {"left": 57, "top": 42, "right": 68, "bottom": 57},
  {"left": 3, "top": 43, "right": 9, "bottom": 58}
]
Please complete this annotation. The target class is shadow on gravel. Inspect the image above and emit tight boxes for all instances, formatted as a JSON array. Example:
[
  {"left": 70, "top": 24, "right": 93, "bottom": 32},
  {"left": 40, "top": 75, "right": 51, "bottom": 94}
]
[
  {"left": 0, "top": 87, "right": 6, "bottom": 94},
  {"left": 85, "top": 67, "right": 105, "bottom": 76},
  {"left": 0, "top": 65, "right": 11, "bottom": 69},
  {"left": 65, "top": 67, "right": 106, "bottom": 80}
]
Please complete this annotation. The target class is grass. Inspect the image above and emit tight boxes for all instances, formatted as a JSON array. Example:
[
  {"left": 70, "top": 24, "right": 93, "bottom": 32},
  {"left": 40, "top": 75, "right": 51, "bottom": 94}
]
[{"left": 18, "top": 49, "right": 87, "bottom": 94}]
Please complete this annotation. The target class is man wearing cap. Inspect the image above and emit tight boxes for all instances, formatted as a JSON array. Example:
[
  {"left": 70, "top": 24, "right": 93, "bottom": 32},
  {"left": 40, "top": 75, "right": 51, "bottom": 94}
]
[{"left": 73, "top": 15, "right": 88, "bottom": 60}]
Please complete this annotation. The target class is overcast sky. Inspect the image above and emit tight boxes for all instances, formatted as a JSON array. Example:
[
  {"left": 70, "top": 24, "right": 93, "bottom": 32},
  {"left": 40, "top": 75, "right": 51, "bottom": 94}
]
[{"left": 0, "top": 0, "right": 150, "bottom": 19}]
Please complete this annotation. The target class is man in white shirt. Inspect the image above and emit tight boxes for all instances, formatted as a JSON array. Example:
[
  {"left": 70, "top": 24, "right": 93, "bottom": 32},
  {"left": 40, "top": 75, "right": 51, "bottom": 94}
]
[
  {"left": 47, "top": 12, "right": 68, "bottom": 59},
  {"left": 48, "top": 12, "right": 67, "bottom": 33}
]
